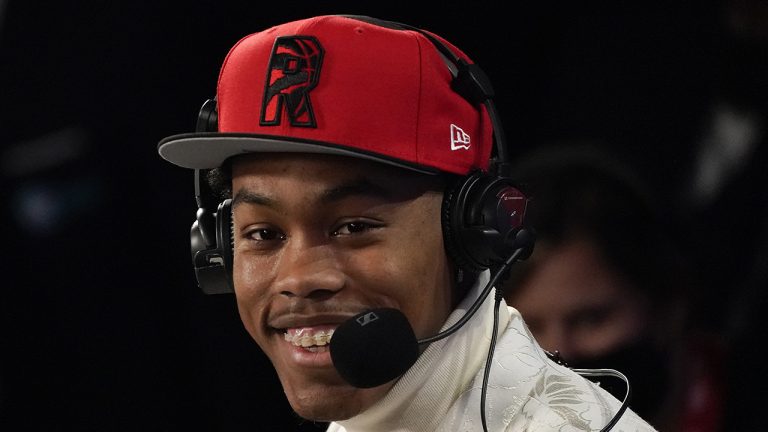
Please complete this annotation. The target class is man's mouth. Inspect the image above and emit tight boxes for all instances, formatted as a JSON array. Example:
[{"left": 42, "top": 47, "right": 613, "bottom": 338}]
[{"left": 283, "top": 327, "right": 336, "bottom": 352}]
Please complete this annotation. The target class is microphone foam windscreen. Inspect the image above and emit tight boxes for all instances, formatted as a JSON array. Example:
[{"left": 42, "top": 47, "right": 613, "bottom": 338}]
[{"left": 330, "top": 308, "right": 420, "bottom": 388}]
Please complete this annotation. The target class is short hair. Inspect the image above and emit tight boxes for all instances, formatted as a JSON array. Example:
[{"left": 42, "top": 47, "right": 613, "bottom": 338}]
[
  {"left": 205, "top": 157, "right": 459, "bottom": 201},
  {"left": 206, "top": 163, "right": 232, "bottom": 202}
]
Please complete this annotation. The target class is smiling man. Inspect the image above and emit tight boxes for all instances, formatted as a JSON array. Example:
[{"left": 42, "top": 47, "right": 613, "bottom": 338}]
[
  {"left": 230, "top": 153, "right": 453, "bottom": 421},
  {"left": 158, "top": 15, "right": 657, "bottom": 431}
]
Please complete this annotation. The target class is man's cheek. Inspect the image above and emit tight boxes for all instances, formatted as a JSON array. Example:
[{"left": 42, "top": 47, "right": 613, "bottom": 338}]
[
  {"left": 234, "top": 260, "right": 273, "bottom": 303},
  {"left": 235, "top": 299, "right": 262, "bottom": 341}
]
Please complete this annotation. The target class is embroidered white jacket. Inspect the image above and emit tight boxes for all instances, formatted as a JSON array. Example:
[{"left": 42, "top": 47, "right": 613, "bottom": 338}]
[{"left": 327, "top": 271, "right": 657, "bottom": 432}]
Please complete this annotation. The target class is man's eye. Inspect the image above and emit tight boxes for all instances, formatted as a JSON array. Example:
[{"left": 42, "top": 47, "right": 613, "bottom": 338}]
[
  {"left": 332, "top": 222, "right": 376, "bottom": 236},
  {"left": 247, "top": 228, "right": 285, "bottom": 241}
]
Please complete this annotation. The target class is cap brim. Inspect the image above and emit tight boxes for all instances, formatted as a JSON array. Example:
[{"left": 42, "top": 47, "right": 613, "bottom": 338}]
[{"left": 158, "top": 133, "right": 440, "bottom": 175}]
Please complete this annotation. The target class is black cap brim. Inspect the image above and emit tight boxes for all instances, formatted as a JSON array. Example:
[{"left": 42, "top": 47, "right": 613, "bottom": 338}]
[{"left": 158, "top": 132, "right": 440, "bottom": 175}]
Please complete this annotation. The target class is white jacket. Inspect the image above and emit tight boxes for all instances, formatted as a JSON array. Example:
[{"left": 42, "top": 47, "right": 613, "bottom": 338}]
[{"left": 327, "top": 271, "right": 657, "bottom": 432}]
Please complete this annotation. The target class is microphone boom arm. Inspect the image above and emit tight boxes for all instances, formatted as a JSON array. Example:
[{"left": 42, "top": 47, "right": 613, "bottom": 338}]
[{"left": 418, "top": 246, "right": 526, "bottom": 345}]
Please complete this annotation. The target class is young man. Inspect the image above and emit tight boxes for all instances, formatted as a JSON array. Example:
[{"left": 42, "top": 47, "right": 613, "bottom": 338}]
[{"left": 158, "top": 15, "right": 656, "bottom": 431}]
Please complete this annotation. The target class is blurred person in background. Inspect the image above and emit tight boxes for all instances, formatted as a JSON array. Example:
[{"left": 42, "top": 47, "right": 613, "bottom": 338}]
[{"left": 503, "top": 145, "right": 727, "bottom": 432}]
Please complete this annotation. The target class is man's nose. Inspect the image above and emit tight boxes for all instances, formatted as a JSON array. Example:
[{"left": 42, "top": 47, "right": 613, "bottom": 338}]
[{"left": 272, "top": 243, "right": 346, "bottom": 300}]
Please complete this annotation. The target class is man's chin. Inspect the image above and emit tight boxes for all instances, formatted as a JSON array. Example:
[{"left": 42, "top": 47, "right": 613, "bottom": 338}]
[
  {"left": 289, "top": 396, "right": 362, "bottom": 422},
  {"left": 285, "top": 381, "right": 392, "bottom": 422}
]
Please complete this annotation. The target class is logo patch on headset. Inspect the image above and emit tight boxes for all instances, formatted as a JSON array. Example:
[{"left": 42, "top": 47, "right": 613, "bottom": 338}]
[
  {"left": 356, "top": 312, "right": 380, "bottom": 327},
  {"left": 497, "top": 187, "right": 528, "bottom": 231},
  {"left": 450, "top": 124, "right": 471, "bottom": 150},
  {"left": 260, "top": 36, "right": 324, "bottom": 127}
]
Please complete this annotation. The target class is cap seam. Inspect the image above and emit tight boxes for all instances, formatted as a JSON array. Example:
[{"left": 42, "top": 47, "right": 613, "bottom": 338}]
[
  {"left": 409, "top": 30, "right": 424, "bottom": 168},
  {"left": 216, "top": 32, "right": 260, "bottom": 100}
]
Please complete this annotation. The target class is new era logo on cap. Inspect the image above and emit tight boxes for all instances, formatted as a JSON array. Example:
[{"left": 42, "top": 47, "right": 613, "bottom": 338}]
[{"left": 450, "top": 124, "right": 471, "bottom": 150}]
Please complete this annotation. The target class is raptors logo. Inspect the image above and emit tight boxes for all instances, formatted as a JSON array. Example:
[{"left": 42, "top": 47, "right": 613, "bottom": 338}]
[{"left": 260, "top": 36, "right": 324, "bottom": 127}]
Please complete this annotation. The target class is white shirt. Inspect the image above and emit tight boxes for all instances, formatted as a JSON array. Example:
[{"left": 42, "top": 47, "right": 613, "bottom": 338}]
[{"left": 327, "top": 271, "right": 657, "bottom": 432}]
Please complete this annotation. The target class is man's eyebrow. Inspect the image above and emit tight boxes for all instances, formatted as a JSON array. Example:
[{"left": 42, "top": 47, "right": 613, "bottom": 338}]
[
  {"left": 320, "top": 178, "right": 393, "bottom": 204},
  {"left": 231, "top": 189, "right": 278, "bottom": 208}
]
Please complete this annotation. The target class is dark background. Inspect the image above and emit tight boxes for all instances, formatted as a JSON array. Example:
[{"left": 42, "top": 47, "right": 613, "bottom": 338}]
[{"left": 1, "top": 1, "right": 766, "bottom": 430}]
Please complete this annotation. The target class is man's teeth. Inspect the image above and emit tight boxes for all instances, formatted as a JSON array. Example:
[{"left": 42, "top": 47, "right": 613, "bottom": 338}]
[{"left": 284, "top": 329, "right": 334, "bottom": 347}]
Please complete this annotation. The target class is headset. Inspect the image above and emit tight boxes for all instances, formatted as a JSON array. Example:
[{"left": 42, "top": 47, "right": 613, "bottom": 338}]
[{"left": 189, "top": 15, "right": 533, "bottom": 295}]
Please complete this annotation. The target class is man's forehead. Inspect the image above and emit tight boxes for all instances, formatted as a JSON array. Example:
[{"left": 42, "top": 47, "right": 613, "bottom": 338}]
[
  {"left": 229, "top": 153, "right": 445, "bottom": 207},
  {"left": 231, "top": 175, "right": 397, "bottom": 209},
  {"left": 230, "top": 153, "right": 443, "bottom": 189}
]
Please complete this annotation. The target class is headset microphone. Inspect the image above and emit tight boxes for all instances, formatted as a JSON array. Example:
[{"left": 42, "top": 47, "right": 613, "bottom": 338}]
[
  {"left": 329, "top": 308, "right": 420, "bottom": 389},
  {"left": 330, "top": 230, "right": 534, "bottom": 389}
]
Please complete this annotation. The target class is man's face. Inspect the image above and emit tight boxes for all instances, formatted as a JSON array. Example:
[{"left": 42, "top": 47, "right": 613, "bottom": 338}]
[{"left": 229, "top": 153, "right": 454, "bottom": 421}]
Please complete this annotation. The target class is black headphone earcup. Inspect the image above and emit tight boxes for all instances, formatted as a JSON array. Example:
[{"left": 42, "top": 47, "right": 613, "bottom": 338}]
[
  {"left": 442, "top": 171, "right": 533, "bottom": 273},
  {"left": 189, "top": 198, "right": 234, "bottom": 295},
  {"left": 442, "top": 175, "right": 485, "bottom": 273}
]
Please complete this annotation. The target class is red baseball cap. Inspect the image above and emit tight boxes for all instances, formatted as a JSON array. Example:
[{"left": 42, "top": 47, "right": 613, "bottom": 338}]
[{"left": 158, "top": 15, "right": 494, "bottom": 176}]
